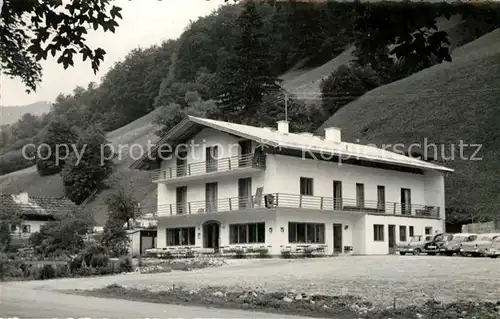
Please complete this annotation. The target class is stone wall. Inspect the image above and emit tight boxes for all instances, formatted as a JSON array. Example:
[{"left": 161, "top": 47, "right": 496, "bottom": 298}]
[{"left": 461, "top": 221, "right": 500, "bottom": 233}]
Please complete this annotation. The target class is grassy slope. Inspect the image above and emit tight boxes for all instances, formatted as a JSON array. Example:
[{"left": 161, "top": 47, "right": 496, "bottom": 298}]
[
  {"left": 318, "top": 29, "right": 500, "bottom": 217},
  {"left": 280, "top": 15, "right": 464, "bottom": 101},
  {"left": 0, "top": 109, "right": 161, "bottom": 225}
]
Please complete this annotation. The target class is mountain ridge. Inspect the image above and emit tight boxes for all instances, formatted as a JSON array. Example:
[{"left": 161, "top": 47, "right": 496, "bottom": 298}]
[{"left": 0, "top": 101, "right": 52, "bottom": 126}]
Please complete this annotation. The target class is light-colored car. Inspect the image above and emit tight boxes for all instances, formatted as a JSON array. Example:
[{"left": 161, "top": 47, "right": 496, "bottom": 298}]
[
  {"left": 397, "top": 235, "right": 433, "bottom": 255},
  {"left": 460, "top": 233, "right": 500, "bottom": 257},
  {"left": 439, "top": 233, "right": 478, "bottom": 256},
  {"left": 485, "top": 236, "right": 500, "bottom": 258}
]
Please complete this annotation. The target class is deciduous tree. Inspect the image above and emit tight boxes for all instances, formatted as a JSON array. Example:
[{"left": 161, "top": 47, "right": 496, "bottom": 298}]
[
  {"left": 61, "top": 126, "right": 115, "bottom": 205},
  {"left": 36, "top": 117, "right": 80, "bottom": 176},
  {"left": 0, "top": 0, "right": 122, "bottom": 92}
]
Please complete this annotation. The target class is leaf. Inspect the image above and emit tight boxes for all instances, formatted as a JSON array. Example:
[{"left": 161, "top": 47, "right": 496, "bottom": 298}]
[{"left": 110, "top": 6, "right": 123, "bottom": 19}]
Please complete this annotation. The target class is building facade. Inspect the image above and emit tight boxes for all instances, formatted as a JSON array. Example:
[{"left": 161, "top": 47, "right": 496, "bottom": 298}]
[{"left": 132, "top": 116, "right": 452, "bottom": 256}]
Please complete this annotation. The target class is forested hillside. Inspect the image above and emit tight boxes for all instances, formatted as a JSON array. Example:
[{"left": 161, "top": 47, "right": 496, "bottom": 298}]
[
  {"left": 318, "top": 29, "right": 500, "bottom": 224},
  {"left": 0, "top": 1, "right": 498, "bottom": 225}
]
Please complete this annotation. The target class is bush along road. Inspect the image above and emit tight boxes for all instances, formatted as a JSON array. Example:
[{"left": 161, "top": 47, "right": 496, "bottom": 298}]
[{"left": 74, "top": 284, "right": 500, "bottom": 319}]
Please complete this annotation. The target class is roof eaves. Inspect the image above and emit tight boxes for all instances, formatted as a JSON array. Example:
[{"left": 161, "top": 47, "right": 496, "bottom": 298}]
[
  {"left": 188, "top": 116, "right": 280, "bottom": 148},
  {"left": 130, "top": 117, "right": 192, "bottom": 169},
  {"left": 283, "top": 143, "right": 454, "bottom": 173}
]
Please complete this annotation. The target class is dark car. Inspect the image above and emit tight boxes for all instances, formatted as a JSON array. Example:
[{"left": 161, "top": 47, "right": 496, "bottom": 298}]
[{"left": 422, "top": 233, "right": 454, "bottom": 255}]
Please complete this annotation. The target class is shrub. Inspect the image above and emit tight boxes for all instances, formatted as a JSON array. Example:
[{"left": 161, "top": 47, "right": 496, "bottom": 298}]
[
  {"left": 37, "top": 264, "right": 56, "bottom": 280},
  {"left": 0, "top": 252, "right": 9, "bottom": 280},
  {"left": 54, "top": 264, "right": 70, "bottom": 278},
  {"left": 68, "top": 255, "right": 83, "bottom": 273},
  {"left": 90, "top": 254, "right": 109, "bottom": 268},
  {"left": 185, "top": 250, "right": 195, "bottom": 258},
  {"left": 118, "top": 256, "right": 133, "bottom": 273},
  {"left": 82, "top": 243, "right": 109, "bottom": 266},
  {"left": 320, "top": 64, "right": 381, "bottom": 116}
]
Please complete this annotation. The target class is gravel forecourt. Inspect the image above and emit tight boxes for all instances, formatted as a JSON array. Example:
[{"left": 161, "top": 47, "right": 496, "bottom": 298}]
[{"left": 11, "top": 255, "right": 500, "bottom": 308}]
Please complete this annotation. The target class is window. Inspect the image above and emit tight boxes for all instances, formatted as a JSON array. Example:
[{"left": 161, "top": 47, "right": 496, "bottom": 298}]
[
  {"left": 377, "top": 185, "right": 385, "bottom": 211},
  {"left": 425, "top": 227, "right": 432, "bottom": 235},
  {"left": 356, "top": 183, "right": 365, "bottom": 207},
  {"left": 22, "top": 225, "right": 31, "bottom": 233},
  {"left": 229, "top": 223, "right": 265, "bottom": 244},
  {"left": 373, "top": 224, "right": 384, "bottom": 241},
  {"left": 409, "top": 226, "right": 414, "bottom": 237},
  {"left": 300, "top": 177, "right": 313, "bottom": 196},
  {"left": 10, "top": 224, "right": 17, "bottom": 232},
  {"left": 288, "top": 222, "right": 325, "bottom": 243},
  {"left": 399, "top": 226, "right": 407, "bottom": 242},
  {"left": 333, "top": 181, "right": 342, "bottom": 209},
  {"left": 410, "top": 235, "right": 422, "bottom": 242},
  {"left": 166, "top": 227, "right": 195, "bottom": 246}
]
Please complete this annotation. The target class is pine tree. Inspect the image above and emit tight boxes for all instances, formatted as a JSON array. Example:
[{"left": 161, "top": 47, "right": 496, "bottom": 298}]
[{"left": 215, "top": 1, "right": 282, "bottom": 124}]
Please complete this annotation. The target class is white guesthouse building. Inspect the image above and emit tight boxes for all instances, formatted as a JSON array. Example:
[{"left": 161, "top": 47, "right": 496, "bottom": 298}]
[{"left": 132, "top": 116, "right": 453, "bottom": 256}]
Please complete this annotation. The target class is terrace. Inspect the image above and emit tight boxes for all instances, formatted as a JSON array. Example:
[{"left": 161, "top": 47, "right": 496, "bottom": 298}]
[
  {"left": 151, "top": 153, "right": 266, "bottom": 185},
  {"left": 155, "top": 193, "right": 441, "bottom": 219}
]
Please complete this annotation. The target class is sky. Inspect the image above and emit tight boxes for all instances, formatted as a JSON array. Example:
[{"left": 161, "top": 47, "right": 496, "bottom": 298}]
[{"left": 0, "top": 0, "right": 224, "bottom": 106}]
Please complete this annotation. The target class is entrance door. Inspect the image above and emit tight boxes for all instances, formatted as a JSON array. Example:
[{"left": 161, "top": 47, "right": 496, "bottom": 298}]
[
  {"left": 238, "top": 177, "right": 252, "bottom": 209},
  {"left": 401, "top": 188, "right": 411, "bottom": 215},
  {"left": 333, "top": 181, "right": 342, "bottom": 210},
  {"left": 388, "top": 224, "right": 396, "bottom": 254},
  {"left": 203, "top": 221, "right": 220, "bottom": 252},
  {"left": 176, "top": 186, "right": 187, "bottom": 215},
  {"left": 206, "top": 146, "right": 218, "bottom": 173},
  {"left": 333, "top": 223, "right": 343, "bottom": 254},
  {"left": 239, "top": 140, "right": 252, "bottom": 167},
  {"left": 205, "top": 182, "right": 218, "bottom": 213},
  {"left": 176, "top": 150, "right": 187, "bottom": 177},
  {"left": 356, "top": 183, "right": 365, "bottom": 208}
]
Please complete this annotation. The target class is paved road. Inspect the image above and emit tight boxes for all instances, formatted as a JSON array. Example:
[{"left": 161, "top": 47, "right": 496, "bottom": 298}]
[{"left": 0, "top": 283, "right": 313, "bottom": 319}]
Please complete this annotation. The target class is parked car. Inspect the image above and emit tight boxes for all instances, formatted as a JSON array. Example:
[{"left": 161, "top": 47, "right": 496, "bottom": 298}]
[
  {"left": 461, "top": 233, "right": 500, "bottom": 257},
  {"left": 439, "top": 233, "right": 478, "bottom": 256},
  {"left": 397, "top": 235, "right": 432, "bottom": 255},
  {"left": 422, "top": 233, "right": 454, "bottom": 255},
  {"left": 485, "top": 236, "right": 500, "bottom": 258}
]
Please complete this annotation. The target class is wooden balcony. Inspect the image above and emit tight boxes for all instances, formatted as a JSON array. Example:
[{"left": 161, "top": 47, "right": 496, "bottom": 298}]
[
  {"left": 155, "top": 193, "right": 441, "bottom": 219},
  {"left": 151, "top": 153, "right": 265, "bottom": 184}
]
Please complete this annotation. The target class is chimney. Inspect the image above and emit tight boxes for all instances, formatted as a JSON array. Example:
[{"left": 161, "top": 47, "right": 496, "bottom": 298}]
[
  {"left": 277, "top": 120, "right": 289, "bottom": 134},
  {"left": 324, "top": 127, "right": 341, "bottom": 143},
  {"left": 18, "top": 192, "right": 29, "bottom": 204}
]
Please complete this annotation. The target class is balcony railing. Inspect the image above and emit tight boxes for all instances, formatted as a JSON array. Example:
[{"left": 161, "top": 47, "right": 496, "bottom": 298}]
[
  {"left": 155, "top": 193, "right": 440, "bottom": 218},
  {"left": 151, "top": 153, "right": 265, "bottom": 181}
]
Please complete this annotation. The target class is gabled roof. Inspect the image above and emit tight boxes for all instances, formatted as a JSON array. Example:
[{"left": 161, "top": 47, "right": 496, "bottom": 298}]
[
  {"left": 0, "top": 194, "right": 78, "bottom": 219},
  {"left": 131, "top": 116, "right": 453, "bottom": 173}
]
